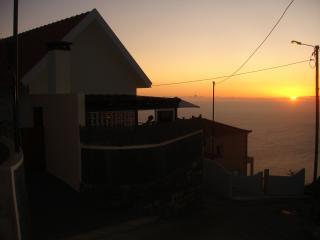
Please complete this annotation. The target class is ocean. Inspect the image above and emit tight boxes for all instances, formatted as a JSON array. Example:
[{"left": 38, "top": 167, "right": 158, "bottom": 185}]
[{"left": 177, "top": 97, "right": 315, "bottom": 184}]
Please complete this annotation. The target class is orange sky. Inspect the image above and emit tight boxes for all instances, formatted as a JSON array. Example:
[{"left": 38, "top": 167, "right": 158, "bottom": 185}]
[{"left": 1, "top": 0, "right": 319, "bottom": 98}]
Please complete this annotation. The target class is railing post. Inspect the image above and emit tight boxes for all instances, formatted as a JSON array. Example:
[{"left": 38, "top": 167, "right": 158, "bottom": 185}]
[{"left": 264, "top": 169, "right": 269, "bottom": 194}]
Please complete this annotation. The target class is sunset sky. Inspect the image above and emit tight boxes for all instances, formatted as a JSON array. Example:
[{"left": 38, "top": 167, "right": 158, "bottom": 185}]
[{"left": 1, "top": 0, "right": 319, "bottom": 98}]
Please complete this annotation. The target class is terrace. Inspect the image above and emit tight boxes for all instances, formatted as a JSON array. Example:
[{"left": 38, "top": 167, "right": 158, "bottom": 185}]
[
  {"left": 80, "top": 118, "right": 203, "bottom": 146},
  {"left": 79, "top": 119, "right": 203, "bottom": 188}
]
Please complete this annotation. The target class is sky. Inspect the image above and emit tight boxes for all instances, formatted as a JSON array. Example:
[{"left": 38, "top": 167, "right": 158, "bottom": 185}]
[{"left": 1, "top": 0, "right": 319, "bottom": 98}]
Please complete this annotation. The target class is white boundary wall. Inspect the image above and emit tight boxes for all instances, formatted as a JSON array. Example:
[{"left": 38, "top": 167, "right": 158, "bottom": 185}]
[
  {"left": 232, "top": 173, "right": 263, "bottom": 197},
  {"left": 203, "top": 159, "right": 305, "bottom": 198},
  {"left": 267, "top": 169, "right": 305, "bottom": 195},
  {"left": 0, "top": 149, "right": 24, "bottom": 240}
]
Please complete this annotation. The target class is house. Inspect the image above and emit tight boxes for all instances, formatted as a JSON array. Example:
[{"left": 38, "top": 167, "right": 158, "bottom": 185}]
[
  {"left": 0, "top": 9, "right": 256, "bottom": 240},
  {"left": 0, "top": 9, "right": 203, "bottom": 193},
  {"left": 0, "top": 9, "right": 252, "bottom": 196},
  {"left": 198, "top": 118, "right": 253, "bottom": 176}
]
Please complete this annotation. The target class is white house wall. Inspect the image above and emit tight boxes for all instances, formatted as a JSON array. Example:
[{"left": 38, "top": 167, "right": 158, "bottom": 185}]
[
  {"left": 70, "top": 20, "right": 137, "bottom": 95},
  {"left": 48, "top": 50, "right": 71, "bottom": 94},
  {"left": 29, "top": 94, "right": 81, "bottom": 191},
  {"left": 28, "top": 61, "right": 49, "bottom": 94},
  {"left": 28, "top": 50, "right": 71, "bottom": 95}
]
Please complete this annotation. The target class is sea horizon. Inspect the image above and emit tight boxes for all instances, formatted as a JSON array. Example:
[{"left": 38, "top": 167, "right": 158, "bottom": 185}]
[{"left": 173, "top": 97, "right": 315, "bottom": 184}]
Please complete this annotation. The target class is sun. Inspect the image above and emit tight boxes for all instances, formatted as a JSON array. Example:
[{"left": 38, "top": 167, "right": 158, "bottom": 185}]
[{"left": 290, "top": 96, "right": 298, "bottom": 101}]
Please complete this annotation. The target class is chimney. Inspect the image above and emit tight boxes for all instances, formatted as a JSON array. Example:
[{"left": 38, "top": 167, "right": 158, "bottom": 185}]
[{"left": 47, "top": 41, "right": 72, "bottom": 93}]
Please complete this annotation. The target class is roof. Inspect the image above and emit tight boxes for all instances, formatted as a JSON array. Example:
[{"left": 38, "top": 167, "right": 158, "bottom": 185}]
[
  {"left": 178, "top": 99, "right": 200, "bottom": 108},
  {"left": 192, "top": 118, "right": 251, "bottom": 136},
  {"left": 85, "top": 95, "right": 198, "bottom": 111},
  {"left": 0, "top": 11, "right": 89, "bottom": 85},
  {"left": 0, "top": 9, "right": 152, "bottom": 88}
]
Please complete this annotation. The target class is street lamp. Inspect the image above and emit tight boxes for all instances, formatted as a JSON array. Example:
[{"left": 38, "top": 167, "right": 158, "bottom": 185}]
[{"left": 292, "top": 40, "right": 319, "bottom": 183}]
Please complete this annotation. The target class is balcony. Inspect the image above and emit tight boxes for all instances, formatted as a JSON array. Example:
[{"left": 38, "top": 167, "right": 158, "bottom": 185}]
[
  {"left": 79, "top": 119, "right": 203, "bottom": 187},
  {"left": 80, "top": 119, "right": 203, "bottom": 146}
]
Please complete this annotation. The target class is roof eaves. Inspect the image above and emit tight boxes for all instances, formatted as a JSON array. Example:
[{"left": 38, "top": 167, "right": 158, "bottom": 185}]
[{"left": 87, "top": 9, "right": 152, "bottom": 88}]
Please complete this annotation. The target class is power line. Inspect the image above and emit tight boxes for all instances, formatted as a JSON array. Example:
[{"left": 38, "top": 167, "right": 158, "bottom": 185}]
[
  {"left": 153, "top": 0, "right": 296, "bottom": 88},
  {"left": 153, "top": 59, "right": 310, "bottom": 87},
  {"left": 217, "top": 0, "right": 295, "bottom": 84}
]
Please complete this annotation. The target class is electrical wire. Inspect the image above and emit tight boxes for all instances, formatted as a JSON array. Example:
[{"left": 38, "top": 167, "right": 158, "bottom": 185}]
[
  {"left": 153, "top": 59, "right": 309, "bottom": 87},
  {"left": 217, "top": 0, "right": 295, "bottom": 84}
]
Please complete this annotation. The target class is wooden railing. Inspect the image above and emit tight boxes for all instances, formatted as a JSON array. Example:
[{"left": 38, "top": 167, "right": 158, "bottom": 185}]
[{"left": 80, "top": 119, "right": 202, "bottom": 146}]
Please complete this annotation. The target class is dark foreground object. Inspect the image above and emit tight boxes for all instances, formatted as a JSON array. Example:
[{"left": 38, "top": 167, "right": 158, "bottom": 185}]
[
  {"left": 28, "top": 173, "right": 319, "bottom": 240},
  {"left": 27, "top": 173, "right": 142, "bottom": 240},
  {"left": 27, "top": 171, "right": 200, "bottom": 240},
  {"left": 69, "top": 196, "right": 316, "bottom": 240}
]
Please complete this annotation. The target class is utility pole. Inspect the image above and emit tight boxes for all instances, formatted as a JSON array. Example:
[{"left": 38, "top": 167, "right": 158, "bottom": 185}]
[
  {"left": 212, "top": 81, "right": 215, "bottom": 158},
  {"left": 314, "top": 45, "right": 319, "bottom": 183},
  {"left": 13, "top": 0, "right": 20, "bottom": 152},
  {"left": 292, "top": 40, "right": 319, "bottom": 183}
]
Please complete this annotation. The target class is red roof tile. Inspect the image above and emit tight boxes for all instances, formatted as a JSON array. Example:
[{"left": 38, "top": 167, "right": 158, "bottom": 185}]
[{"left": 0, "top": 11, "right": 89, "bottom": 85}]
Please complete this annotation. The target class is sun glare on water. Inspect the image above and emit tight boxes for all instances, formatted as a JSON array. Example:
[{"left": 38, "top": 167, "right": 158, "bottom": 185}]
[{"left": 290, "top": 96, "right": 298, "bottom": 101}]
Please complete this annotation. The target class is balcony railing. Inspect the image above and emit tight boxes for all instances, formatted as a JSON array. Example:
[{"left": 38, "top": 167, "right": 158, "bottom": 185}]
[{"left": 80, "top": 119, "right": 203, "bottom": 146}]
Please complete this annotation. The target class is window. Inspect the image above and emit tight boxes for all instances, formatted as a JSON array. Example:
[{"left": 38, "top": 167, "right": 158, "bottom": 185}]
[{"left": 87, "top": 111, "right": 135, "bottom": 128}]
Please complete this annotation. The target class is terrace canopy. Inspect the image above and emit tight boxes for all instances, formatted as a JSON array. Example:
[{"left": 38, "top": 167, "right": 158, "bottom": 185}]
[{"left": 85, "top": 95, "right": 199, "bottom": 111}]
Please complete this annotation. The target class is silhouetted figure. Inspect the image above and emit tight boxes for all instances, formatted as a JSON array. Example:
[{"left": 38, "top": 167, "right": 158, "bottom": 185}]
[{"left": 145, "top": 115, "right": 154, "bottom": 125}]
